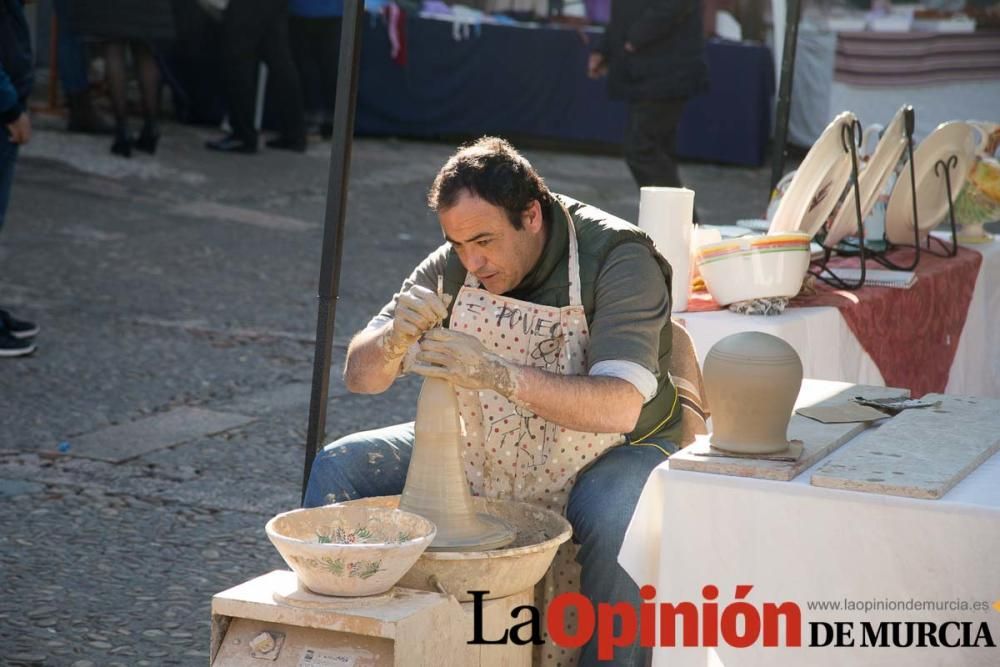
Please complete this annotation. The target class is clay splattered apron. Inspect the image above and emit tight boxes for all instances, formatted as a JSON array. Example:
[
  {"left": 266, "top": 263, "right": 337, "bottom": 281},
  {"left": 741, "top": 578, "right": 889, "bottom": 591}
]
[{"left": 450, "top": 210, "right": 625, "bottom": 667}]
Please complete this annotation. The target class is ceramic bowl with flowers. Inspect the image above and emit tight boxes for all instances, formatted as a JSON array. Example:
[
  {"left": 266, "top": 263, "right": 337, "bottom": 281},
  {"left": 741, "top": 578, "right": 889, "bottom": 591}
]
[{"left": 266, "top": 505, "right": 436, "bottom": 597}]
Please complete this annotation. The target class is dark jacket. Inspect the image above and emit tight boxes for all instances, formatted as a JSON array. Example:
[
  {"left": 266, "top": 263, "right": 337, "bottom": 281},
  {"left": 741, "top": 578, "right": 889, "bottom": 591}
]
[
  {"left": 600, "top": 0, "right": 709, "bottom": 102},
  {"left": 0, "top": 0, "right": 32, "bottom": 125}
]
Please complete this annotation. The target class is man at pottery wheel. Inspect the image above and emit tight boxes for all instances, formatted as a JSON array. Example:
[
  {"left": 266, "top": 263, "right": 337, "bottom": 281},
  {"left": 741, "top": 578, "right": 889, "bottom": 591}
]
[{"left": 305, "top": 136, "right": 680, "bottom": 667}]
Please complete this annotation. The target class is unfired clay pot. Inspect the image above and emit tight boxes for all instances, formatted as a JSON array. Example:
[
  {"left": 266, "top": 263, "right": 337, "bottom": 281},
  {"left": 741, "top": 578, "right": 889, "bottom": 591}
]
[
  {"left": 400, "top": 378, "right": 515, "bottom": 551},
  {"left": 703, "top": 331, "right": 802, "bottom": 455}
]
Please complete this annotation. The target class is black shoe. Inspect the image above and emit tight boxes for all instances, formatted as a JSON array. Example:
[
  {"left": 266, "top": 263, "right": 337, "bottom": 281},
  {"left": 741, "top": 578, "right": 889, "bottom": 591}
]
[
  {"left": 0, "top": 309, "right": 38, "bottom": 339},
  {"left": 319, "top": 120, "right": 333, "bottom": 140},
  {"left": 135, "top": 127, "right": 160, "bottom": 155},
  {"left": 265, "top": 137, "right": 307, "bottom": 153},
  {"left": 111, "top": 135, "right": 132, "bottom": 158},
  {"left": 0, "top": 330, "right": 35, "bottom": 357},
  {"left": 205, "top": 135, "right": 257, "bottom": 154}
]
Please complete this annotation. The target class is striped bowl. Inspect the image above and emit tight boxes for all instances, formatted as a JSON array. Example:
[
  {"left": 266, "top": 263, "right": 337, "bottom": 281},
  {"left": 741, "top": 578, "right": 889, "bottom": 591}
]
[{"left": 695, "top": 232, "right": 811, "bottom": 306}]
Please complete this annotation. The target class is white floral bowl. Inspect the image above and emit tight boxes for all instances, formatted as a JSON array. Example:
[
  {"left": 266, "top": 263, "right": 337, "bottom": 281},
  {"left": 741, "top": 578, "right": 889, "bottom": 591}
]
[{"left": 266, "top": 505, "right": 436, "bottom": 597}]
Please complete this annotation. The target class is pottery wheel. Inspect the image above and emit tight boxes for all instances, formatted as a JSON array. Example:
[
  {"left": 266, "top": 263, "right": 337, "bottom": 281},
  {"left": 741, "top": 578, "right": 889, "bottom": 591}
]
[
  {"left": 273, "top": 582, "right": 396, "bottom": 610},
  {"left": 424, "top": 512, "right": 516, "bottom": 552}
]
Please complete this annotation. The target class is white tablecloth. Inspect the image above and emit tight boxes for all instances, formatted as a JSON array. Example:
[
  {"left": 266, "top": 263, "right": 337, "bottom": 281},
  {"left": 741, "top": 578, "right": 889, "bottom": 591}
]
[
  {"left": 680, "top": 240, "right": 1000, "bottom": 398},
  {"left": 619, "top": 383, "right": 1000, "bottom": 666}
]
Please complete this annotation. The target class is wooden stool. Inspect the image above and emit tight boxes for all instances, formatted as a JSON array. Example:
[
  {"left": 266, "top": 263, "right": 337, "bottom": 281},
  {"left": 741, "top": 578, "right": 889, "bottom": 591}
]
[{"left": 211, "top": 570, "right": 532, "bottom": 666}]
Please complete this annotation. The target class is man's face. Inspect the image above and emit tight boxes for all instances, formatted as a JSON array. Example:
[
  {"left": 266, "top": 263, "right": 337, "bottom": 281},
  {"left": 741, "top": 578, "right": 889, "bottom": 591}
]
[{"left": 439, "top": 191, "right": 547, "bottom": 295}]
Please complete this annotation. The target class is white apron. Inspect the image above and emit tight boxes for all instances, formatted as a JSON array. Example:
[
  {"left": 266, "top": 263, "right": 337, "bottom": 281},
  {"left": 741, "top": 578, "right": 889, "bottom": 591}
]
[{"left": 449, "top": 209, "right": 625, "bottom": 667}]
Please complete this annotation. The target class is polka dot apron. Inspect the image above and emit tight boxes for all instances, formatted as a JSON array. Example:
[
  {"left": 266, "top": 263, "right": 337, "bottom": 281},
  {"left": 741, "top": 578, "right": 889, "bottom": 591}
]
[{"left": 449, "top": 208, "right": 625, "bottom": 667}]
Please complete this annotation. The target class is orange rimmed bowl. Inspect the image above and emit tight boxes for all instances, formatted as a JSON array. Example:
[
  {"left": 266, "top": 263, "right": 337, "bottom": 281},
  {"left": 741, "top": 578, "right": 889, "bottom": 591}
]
[{"left": 695, "top": 232, "right": 811, "bottom": 306}]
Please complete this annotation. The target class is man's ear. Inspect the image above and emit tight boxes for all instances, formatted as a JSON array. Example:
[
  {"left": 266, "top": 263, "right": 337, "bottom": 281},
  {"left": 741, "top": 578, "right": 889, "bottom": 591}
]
[{"left": 523, "top": 200, "right": 544, "bottom": 233}]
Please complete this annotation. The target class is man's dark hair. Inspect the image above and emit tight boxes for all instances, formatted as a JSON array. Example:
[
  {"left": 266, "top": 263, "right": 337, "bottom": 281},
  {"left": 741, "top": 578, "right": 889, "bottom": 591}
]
[{"left": 427, "top": 137, "right": 554, "bottom": 230}]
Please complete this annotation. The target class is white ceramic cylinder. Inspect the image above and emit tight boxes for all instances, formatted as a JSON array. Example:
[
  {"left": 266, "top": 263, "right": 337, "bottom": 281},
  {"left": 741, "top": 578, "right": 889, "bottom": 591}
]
[{"left": 637, "top": 186, "right": 694, "bottom": 312}]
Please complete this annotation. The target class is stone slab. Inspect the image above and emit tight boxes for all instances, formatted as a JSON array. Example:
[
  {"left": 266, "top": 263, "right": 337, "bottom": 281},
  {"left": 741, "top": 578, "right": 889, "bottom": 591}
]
[
  {"left": 224, "top": 382, "right": 312, "bottom": 415},
  {"left": 65, "top": 407, "right": 257, "bottom": 463},
  {"left": 669, "top": 380, "right": 910, "bottom": 481},
  {"left": 811, "top": 393, "right": 1000, "bottom": 499},
  {"left": 222, "top": 382, "right": 349, "bottom": 416},
  {"left": 0, "top": 478, "right": 45, "bottom": 498},
  {"left": 170, "top": 201, "right": 318, "bottom": 232}
]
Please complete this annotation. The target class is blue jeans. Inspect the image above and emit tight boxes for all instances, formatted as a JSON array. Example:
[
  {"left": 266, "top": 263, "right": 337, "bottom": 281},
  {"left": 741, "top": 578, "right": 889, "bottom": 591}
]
[
  {"left": 304, "top": 423, "right": 674, "bottom": 667},
  {"left": 0, "top": 130, "right": 18, "bottom": 234},
  {"left": 52, "top": 0, "right": 91, "bottom": 95}
]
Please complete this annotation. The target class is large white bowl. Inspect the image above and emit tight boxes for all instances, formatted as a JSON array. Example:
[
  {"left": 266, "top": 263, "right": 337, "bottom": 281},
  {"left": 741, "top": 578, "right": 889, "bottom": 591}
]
[
  {"left": 695, "top": 233, "right": 812, "bottom": 306},
  {"left": 266, "top": 505, "right": 436, "bottom": 597},
  {"left": 342, "top": 495, "right": 572, "bottom": 601}
]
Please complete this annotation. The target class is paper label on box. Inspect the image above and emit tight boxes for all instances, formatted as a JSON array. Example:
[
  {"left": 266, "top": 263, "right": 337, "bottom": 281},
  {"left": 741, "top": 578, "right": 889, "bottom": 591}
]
[{"left": 298, "top": 647, "right": 377, "bottom": 667}]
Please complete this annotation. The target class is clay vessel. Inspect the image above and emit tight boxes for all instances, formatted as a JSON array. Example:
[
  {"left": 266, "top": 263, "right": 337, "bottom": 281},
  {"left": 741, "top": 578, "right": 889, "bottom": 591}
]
[
  {"left": 265, "top": 505, "right": 436, "bottom": 597},
  {"left": 703, "top": 332, "right": 802, "bottom": 454},
  {"left": 344, "top": 495, "right": 571, "bottom": 601},
  {"left": 400, "top": 378, "right": 515, "bottom": 551}
]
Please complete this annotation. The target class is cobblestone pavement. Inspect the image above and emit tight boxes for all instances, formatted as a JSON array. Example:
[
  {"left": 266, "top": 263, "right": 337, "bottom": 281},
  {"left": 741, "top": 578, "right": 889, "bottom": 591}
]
[{"left": 0, "top": 120, "right": 771, "bottom": 665}]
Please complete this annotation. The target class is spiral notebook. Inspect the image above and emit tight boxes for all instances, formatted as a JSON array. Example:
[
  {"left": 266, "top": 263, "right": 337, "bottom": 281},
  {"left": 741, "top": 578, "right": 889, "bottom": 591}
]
[{"left": 832, "top": 269, "right": 918, "bottom": 289}]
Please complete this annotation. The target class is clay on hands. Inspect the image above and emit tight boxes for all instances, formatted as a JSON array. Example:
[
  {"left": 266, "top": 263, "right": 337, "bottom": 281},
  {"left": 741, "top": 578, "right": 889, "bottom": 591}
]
[
  {"left": 411, "top": 328, "right": 519, "bottom": 398},
  {"left": 379, "top": 285, "right": 452, "bottom": 362}
]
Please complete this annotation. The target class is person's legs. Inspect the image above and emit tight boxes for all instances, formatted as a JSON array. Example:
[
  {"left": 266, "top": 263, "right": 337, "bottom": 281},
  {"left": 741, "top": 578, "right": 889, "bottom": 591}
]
[
  {"left": 315, "top": 16, "right": 341, "bottom": 138},
  {"left": 566, "top": 443, "right": 671, "bottom": 667},
  {"left": 0, "top": 132, "right": 37, "bottom": 356},
  {"left": 132, "top": 41, "right": 162, "bottom": 152},
  {"left": 303, "top": 422, "right": 415, "bottom": 507},
  {"left": 288, "top": 14, "right": 319, "bottom": 132},
  {"left": 0, "top": 129, "right": 19, "bottom": 234},
  {"left": 260, "top": 0, "right": 306, "bottom": 149},
  {"left": 104, "top": 41, "right": 132, "bottom": 156},
  {"left": 53, "top": 0, "right": 109, "bottom": 134},
  {"left": 218, "top": 0, "right": 269, "bottom": 147},
  {"left": 623, "top": 99, "right": 687, "bottom": 190}
]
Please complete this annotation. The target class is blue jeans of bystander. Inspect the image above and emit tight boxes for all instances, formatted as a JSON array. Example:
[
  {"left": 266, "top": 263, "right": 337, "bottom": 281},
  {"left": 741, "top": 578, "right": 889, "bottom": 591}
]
[{"left": 0, "top": 129, "right": 19, "bottom": 233}]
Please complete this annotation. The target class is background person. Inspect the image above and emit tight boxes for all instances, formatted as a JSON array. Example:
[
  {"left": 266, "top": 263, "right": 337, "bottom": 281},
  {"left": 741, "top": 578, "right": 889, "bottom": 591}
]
[
  {"left": 205, "top": 0, "right": 306, "bottom": 154},
  {"left": 71, "top": 0, "right": 176, "bottom": 156},
  {"left": 588, "top": 0, "right": 709, "bottom": 194},
  {"left": 52, "top": 0, "right": 110, "bottom": 134},
  {"left": 289, "top": 0, "right": 342, "bottom": 139},
  {"left": 0, "top": 0, "right": 39, "bottom": 357}
]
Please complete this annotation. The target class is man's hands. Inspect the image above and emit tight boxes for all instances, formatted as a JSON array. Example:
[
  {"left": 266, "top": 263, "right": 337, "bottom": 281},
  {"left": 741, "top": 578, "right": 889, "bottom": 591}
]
[
  {"left": 6, "top": 112, "right": 31, "bottom": 145},
  {"left": 378, "top": 285, "right": 451, "bottom": 361},
  {"left": 411, "top": 328, "right": 519, "bottom": 398},
  {"left": 587, "top": 52, "right": 608, "bottom": 79},
  {"left": 412, "top": 329, "right": 643, "bottom": 433}
]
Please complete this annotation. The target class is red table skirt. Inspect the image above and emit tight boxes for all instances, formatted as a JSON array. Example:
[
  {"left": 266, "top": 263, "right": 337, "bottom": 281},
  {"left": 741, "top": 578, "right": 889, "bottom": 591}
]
[{"left": 687, "top": 247, "right": 983, "bottom": 397}]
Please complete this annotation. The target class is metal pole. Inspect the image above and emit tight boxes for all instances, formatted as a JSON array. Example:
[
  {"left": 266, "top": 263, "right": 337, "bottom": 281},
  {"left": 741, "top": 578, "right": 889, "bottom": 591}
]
[
  {"left": 301, "top": 0, "right": 366, "bottom": 505},
  {"left": 769, "top": 0, "right": 802, "bottom": 192}
]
